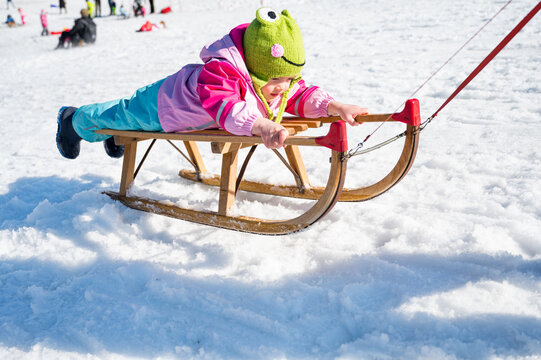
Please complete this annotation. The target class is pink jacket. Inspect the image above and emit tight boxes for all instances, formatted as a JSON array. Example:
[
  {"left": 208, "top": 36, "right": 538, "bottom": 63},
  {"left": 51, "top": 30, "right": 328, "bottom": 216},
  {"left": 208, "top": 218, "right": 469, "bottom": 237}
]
[{"left": 157, "top": 24, "right": 334, "bottom": 136}]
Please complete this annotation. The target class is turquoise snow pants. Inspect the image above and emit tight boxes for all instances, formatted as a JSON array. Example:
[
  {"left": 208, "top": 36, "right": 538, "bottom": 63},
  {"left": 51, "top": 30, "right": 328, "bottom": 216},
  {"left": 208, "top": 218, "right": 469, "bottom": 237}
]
[{"left": 72, "top": 78, "right": 166, "bottom": 142}]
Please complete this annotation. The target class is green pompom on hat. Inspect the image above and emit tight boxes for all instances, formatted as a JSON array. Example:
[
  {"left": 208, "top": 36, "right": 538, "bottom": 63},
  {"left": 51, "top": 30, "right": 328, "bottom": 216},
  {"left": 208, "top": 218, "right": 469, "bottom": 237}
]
[{"left": 243, "top": 8, "right": 305, "bottom": 87}]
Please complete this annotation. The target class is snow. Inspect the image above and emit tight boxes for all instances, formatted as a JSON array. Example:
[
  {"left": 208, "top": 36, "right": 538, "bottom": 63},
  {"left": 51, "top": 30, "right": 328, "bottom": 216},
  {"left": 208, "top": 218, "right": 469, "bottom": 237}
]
[{"left": 1, "top": 0, "right": 540, "bottom": 358}]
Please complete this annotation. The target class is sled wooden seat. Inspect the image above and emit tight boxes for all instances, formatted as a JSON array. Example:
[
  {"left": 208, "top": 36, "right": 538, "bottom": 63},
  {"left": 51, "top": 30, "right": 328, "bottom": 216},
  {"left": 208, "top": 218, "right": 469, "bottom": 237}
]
[{"left": 96, "top": 99, "right": 421, "bottom": 234}]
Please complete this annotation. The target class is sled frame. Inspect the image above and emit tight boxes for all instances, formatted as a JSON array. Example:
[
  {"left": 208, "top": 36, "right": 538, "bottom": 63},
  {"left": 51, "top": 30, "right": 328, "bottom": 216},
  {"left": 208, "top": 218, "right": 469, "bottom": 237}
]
[
  {"left": 96, "top": 122, "right": 349, "bottom": 235},
  {"left": 96, "top": 99, "right": 420, "bottom": 234}
]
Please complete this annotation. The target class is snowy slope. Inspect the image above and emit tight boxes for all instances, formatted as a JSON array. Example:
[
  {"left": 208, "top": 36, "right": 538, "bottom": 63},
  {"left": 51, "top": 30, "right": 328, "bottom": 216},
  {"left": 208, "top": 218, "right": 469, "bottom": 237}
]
[{"left": 0, "top": 0, "right": 540, "bottom": 359}]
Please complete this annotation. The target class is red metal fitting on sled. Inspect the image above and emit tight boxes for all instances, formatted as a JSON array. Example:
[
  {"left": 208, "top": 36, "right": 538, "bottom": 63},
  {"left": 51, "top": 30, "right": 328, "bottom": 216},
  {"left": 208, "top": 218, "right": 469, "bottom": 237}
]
[
  {"left": 391, "top": 99, "right": 421, "bottom": 126},
  {"left": 315, "top": 121, "right": 348, "bottom": 152}
]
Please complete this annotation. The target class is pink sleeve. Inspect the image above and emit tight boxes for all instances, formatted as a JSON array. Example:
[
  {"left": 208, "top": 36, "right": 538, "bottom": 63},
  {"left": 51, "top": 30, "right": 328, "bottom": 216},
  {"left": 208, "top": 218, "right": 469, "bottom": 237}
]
[
  {"left": 285, "top": 80, "right": 334, "bottom": 118},
  {"left": 197, "top": 61, "right": 258, "bottom": 136}
]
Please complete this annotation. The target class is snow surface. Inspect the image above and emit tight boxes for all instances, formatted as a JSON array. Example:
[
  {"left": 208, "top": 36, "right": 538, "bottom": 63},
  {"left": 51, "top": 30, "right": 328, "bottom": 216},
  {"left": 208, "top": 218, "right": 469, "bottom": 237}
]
[{"left": 1, "top": 0, "right": 541, "bottom": 359}]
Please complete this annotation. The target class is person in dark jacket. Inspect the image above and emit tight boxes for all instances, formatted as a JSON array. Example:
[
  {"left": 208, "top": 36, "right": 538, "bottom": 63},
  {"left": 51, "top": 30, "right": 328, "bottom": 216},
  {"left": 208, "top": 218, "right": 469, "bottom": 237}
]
[
  {"left": 56, "top": 9, "right": 96, "bottom": 48},
  {"left": 59, "top": 0, "right": 66, "bottom": 14}
]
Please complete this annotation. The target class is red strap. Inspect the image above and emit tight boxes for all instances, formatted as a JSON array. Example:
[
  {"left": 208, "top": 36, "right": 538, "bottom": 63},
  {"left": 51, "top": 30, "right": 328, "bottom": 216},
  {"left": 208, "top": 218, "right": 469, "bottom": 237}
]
[{"left": 432, "top": 1, "right": 541, "bottom": 118}]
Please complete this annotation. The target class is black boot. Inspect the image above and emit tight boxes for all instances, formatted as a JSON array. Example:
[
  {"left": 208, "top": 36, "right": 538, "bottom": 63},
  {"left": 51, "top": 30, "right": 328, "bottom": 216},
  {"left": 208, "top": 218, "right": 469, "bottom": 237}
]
[
  {"left": 56, "top": 106, "right": 81, "bottom": 159},
  {"left": 104, "top": 136, "right": 124, "bottom": 158}
]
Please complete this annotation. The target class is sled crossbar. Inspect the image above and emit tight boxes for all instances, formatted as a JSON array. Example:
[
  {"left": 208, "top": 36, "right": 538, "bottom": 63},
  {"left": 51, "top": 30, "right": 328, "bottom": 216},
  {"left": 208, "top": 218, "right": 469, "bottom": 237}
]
[{"left": 95, "top": 99, "right": 421, "bottom": 234}]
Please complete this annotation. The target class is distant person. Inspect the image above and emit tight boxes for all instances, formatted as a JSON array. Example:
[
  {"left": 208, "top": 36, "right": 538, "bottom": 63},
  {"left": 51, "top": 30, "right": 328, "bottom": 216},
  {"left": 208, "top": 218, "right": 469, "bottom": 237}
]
[
  {"left": 95, "top": 0, "right": 101, "bottom": 17},
  {"left": 40, "top": 9, "right": 49, "bottom": 35},
  {"left": 148, "top": 0, "right": 154, "bottom": 13},
  {"left": 118, "top": 4, "right": 128, "bottom": 18},
  {"left": 5, "top": 14, "right": 16, "bottom": 27},
  {"left": 159, "top": 6, "right": 171, "bottom": 14},
  {"left": 86, "top": 0, "right": 95, "bottom": 17},
  {"left": 136, "top": 20, "right": 155, "bottom": 32},
  {"left": 136, "top": 20, "right": 165, "bottom": 32},
  {"left": 108, "top": 0, "right": 116, "bottom": 15},
  {"left": 59, "top": 0, "right": 66, "bottom": 14},
  {"left": 6, "top": 0, "right": 15, "bottom": 10},
  {"left": 133, "top": 0, "right": 144, "bottom": 17},
  {"left": 17, "top": 8, "right": 25, "bottom": 25},
  {"left": 56, "top": 8, "right": 96, "bottom": 48}
]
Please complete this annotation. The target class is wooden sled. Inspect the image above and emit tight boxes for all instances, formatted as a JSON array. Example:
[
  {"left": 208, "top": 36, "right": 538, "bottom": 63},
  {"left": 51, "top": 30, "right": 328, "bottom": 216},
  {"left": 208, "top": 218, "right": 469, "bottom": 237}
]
[{"left": 96, "top": 99, "right": 421, "bottom": 235}]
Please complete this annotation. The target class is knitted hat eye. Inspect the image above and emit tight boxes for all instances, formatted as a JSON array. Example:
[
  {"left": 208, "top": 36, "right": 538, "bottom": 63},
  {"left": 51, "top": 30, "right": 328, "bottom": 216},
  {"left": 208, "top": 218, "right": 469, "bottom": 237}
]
[{"left": 257, "top": 8, "right": 280, "bottom": 23}]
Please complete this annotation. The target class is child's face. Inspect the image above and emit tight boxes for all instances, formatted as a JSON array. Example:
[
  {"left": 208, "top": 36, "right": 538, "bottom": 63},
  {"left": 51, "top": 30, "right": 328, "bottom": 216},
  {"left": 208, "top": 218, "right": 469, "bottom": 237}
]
[{"left": 260, "top": 76, "right": 296, "bottom": 102}]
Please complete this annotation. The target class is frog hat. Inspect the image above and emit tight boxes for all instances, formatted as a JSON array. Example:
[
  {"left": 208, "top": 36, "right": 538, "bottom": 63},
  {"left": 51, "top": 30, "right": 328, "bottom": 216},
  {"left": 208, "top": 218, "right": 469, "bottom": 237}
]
[
  {"left": 243, "top": 8, "right": 305, "bottom": 86},
  {"left": 243, "top": 8, "right": 305, "bottom": 120}
]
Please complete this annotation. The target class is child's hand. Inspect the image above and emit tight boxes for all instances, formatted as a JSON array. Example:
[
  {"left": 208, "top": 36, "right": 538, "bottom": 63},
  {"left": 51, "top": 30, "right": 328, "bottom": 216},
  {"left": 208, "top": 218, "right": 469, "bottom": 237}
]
[
  {"left": 251, "top": 117, "right": 289, "bottom": 149},
  {"left": 327, "top": 101, "right": 369, "bottom": 126}
]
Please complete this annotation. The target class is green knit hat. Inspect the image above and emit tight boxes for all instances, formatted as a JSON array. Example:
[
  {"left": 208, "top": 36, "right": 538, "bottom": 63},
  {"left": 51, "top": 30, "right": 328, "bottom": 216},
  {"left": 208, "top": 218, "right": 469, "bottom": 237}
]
[{"left": 243, "top": 8, "right": 305, "bottom": 87}]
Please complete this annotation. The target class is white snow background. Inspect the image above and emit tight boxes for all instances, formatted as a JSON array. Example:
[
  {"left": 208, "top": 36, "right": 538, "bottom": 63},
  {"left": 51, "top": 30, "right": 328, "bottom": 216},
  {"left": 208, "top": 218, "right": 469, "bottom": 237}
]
[{"left": 1, "top": 0, "right": 541, "bottom": 359}]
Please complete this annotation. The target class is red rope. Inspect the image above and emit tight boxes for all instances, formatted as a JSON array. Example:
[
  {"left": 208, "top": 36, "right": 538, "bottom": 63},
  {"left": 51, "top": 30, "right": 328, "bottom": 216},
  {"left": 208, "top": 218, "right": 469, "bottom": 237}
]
[{"left": 432, "top": 1, "right": 541, "bottom": 118}]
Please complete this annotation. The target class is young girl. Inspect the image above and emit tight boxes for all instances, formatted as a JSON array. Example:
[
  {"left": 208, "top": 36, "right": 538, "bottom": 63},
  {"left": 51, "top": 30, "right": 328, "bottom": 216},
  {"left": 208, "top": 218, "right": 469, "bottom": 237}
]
[
  {"left": 40, "top": 9, "right": 49, "bottom": 36},
  {"left": 17, "top": 8, "right": 25, "bottom": 25},
  {"left": 56, "top": 8, "right": 368, "bottom": 159}
]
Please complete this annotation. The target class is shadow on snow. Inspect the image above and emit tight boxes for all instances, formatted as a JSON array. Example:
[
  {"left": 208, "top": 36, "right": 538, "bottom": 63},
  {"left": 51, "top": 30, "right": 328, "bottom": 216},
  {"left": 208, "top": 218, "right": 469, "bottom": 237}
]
[{"left": 1, "top": 177, "right": 541, "bottom": 358}]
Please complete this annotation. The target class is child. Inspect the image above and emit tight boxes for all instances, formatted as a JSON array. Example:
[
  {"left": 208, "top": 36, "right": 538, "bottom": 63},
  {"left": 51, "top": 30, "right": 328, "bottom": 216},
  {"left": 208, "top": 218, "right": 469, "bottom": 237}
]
[
  {"left": 5, "top": 14, "right": 16, "bottom": 27},
  {"left": 40, "top": 9, "right": 49, "bottom": 35},
  {"left": 6, "top": 0, "right": 16, "bottom": 10},
  {"left": 118, "top": 4, "right": 128, "bottom": 19},
  {"left": 56, "top": 8, "right": 368, "bottom": 159},
  {"left": 17, "top": 8, "right": 25, "bottom": 25},
  {"left": 136, "top": 20, "right": 165, "bottom": 32},
  {"left": 136, "top": 20, "right": 155, "bottom": 32}
]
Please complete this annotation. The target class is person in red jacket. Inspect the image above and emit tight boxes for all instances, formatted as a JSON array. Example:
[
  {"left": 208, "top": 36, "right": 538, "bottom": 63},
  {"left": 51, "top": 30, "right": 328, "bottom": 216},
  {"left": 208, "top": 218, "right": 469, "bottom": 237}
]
[{"left": 136, "top": 20, "right": 165, "bottom": 32}]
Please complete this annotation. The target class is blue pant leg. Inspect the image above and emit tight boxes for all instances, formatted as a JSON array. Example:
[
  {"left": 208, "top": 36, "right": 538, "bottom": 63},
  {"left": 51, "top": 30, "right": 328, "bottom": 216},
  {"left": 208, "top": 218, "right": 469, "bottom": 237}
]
[{"left": 72, "top": 78, "right": 166, "bottom": 142}]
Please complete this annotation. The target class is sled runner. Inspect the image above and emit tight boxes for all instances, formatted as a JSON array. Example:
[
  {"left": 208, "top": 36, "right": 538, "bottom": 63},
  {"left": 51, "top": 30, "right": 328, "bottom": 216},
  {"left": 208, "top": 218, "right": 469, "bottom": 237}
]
[{"left": 95, "top": 99, "right": 420, "bottom": 234}]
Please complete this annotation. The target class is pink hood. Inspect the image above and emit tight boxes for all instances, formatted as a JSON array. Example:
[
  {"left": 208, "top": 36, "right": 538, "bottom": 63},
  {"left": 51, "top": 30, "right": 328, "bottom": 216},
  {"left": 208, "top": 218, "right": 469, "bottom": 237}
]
[
  {"left": 157, "top": 24, "right": 333, "bottom": 135},
  {"left": 200, "top": 23, "right": 249, "bottom": 78},
  {"left": 157, "top": 24, "right": 262, "bottom": 135}
]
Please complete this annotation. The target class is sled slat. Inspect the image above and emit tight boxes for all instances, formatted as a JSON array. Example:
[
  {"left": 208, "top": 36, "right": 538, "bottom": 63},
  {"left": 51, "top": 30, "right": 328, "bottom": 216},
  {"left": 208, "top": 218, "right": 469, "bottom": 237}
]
[
  {"left": 97, "top": 129, "right": 321, "bottom": 146},
  {"left": 284, "top": 114, "right": 395, "bottom": 123},
  {"left": 281, "top": 123, "right": 309, "bottom": 132},
  {"left": 281, "top": 119, "right": 322, "bottom": 128},
  {"left": 114, "top": 136, "right": 144, "bottom": 145},
  {"left": 211, "top": 142, "right": 253, "bottom": 154}
]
